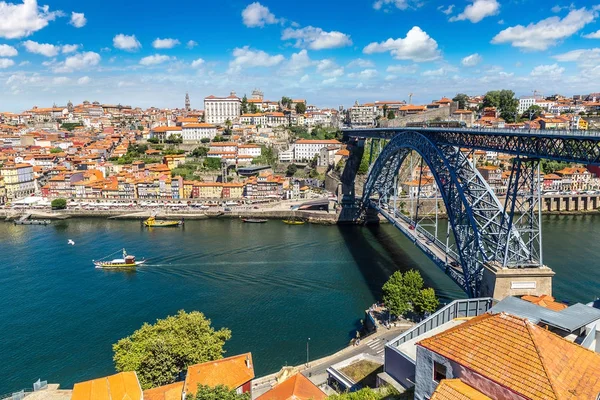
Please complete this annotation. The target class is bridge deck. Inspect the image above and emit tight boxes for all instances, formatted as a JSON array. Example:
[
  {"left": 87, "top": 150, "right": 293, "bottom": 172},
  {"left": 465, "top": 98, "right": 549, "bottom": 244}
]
[{"left": 371, "top": 201, "right": 464, "bottom": 286}]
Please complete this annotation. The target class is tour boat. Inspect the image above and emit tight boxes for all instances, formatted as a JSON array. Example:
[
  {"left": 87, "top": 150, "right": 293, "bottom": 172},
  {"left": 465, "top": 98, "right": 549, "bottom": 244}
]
[
  {"left": 93, "top": 249, "right": 146, "bottom": 269},
  {"left": 143, "top": 216, "right": 183, "bottom": 227},
  {"left": 242, "top": 218, "right": 268, "bottom": 223}
]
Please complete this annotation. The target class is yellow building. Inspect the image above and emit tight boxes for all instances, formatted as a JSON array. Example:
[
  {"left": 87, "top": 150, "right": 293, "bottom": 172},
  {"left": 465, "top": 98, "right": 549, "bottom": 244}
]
[
  {"left": 163, "top": 154, "right": 186, "bottom": 171},
  {"left": 0, "top": 163, "right": 35, "bottom": 199},
  {"left": 0, "top": 176, "right": 6, "bottom": 204},
  {"left": 579, "top": 118, "right": 589, "bottom": 130},
  {"left": 223, "top": 182, "right": 244, "bottom": 198},
  {"left": 195, "top": 182, "right": 223, "bottom": 198}
]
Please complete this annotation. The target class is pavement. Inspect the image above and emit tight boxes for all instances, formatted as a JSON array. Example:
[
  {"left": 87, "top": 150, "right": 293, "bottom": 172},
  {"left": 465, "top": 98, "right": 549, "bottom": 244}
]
[{"left": 251, "top": 325, "right": 412, "bottom": 399}]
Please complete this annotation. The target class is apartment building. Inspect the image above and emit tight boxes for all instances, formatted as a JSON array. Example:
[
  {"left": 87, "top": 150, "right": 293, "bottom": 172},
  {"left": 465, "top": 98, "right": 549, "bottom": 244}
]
[
  {"left": 204, "top": 92, "right": 241, "bottom": 125},
  {"left": 1, "top": 163, "right": 35, "bottom": 199}
]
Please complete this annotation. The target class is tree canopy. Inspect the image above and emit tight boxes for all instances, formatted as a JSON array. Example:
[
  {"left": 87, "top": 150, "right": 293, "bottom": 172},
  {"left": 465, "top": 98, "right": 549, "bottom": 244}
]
[
  {"left": 113, "top": 310, "right": 231, "bottom": 389},
  {"left": 281, "top": 96, "right": 292, "bottom": 109},
  {"left": 286, "top": 163, "right": 298, "bottom": 176},
  {"left": 521, "top": 105, "right": 543, "bottom": 120},
  {"left": 191, "top": 146, "right": 208, "bottom": 158},
  {"left": 204, "top": 157, "right": 222, "bottom": 170},
  {"left": 188, "top": 385, "right": 250, "bottom": 400},
  {"left": 295, "top": 102, "right": 306, "bottom": 115},
  {"left": 241, "top": 95, "right": 249, "bottom": 114},
  {"left": 382, "top": 270, "right": 439, "bottom": 317},
  {"left": 51, "top": 198, "right": 67, "bottom": 209},
  {"left": 452, "top": 93, "right": 469, "bottom": 110},
  {"left": 482, "top": 90, "right": 518, "bottom": 123}
]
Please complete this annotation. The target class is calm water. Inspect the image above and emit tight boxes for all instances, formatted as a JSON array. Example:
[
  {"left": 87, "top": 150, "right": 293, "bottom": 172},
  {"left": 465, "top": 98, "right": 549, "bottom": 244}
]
[{"left": 0, "top": 215, "right": 598, "bottom": 392}]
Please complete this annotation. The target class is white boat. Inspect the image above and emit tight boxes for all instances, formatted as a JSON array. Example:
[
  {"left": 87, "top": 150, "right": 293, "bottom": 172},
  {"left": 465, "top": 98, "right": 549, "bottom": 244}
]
[{"left": 93, "top": 249, "right": 146, "bottom": 269}]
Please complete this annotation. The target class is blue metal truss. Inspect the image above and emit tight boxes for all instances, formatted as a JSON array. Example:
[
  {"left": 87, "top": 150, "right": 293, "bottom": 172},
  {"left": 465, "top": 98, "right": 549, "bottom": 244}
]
[{"left": 360, "top": 131, "right": 534, "bottom": 297}]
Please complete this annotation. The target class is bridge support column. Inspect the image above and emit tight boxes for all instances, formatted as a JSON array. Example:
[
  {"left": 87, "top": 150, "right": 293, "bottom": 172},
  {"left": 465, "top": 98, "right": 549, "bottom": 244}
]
[
  {"left": 338, "top": 138, "right": 365, "bottom": 222},
  {"left": 479, "top": 262, "right": 555, "bottom": 300}
]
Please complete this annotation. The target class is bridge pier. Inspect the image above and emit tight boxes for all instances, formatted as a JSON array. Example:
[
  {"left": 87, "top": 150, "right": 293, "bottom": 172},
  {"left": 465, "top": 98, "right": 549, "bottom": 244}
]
[
  {"left": 338, "top": 138, "right": 365, "bottom": 222},
  {"left": 479, "top": 262, "right": 555, "bottom": 299}
]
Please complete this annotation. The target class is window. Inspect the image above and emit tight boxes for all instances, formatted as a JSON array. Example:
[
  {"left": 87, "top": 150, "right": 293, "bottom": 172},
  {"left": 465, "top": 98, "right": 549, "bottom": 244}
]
[{"left": 433, "top": 361, "right": 447, "bottom": 382}]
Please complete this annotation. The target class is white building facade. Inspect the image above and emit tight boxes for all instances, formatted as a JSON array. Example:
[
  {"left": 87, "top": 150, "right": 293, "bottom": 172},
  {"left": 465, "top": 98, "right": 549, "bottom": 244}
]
[
  {"left": 204, "top": 92, "right": 241, "bottom": 125},
  {"left": 181, "top": 124, "right": 217, "bottom": 142},
  {"left": 294, "top": 139, "right": 342, "bottom": 162}
]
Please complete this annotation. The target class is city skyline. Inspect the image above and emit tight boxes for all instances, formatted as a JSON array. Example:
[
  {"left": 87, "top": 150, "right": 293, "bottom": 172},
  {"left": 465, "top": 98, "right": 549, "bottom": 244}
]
[{"left": 1, "top": 0, "right": 600, "bottom": 111}]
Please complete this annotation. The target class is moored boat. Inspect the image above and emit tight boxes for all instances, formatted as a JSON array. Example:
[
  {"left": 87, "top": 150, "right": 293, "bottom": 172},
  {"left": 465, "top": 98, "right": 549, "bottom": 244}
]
[
  {"left": 143, "top": 216, "right": 183, "bottom": 227},
  {"left": 242, "top": 218, "right": 268, "bottom": 223},
  {"left": 282, "top": 217, "right": 305, "bottom": 225},
  {"left": 93, "top": 249, "right": 145, "bottom": 269}
]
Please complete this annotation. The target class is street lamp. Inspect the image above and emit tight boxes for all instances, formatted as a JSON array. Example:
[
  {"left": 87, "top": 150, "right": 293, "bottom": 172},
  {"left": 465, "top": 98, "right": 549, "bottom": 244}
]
[{"left": 306, "top": 338, "right": 310, "bottom": 367}]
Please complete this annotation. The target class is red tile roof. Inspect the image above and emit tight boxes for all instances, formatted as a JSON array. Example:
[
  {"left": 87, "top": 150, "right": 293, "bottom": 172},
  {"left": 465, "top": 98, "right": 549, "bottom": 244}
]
[
  {"left": 256, "top": 374, "right": 326, "bottom": 400},
  {"left": 431, "top": 379, "right": 492, "bottom": 400},
  {"left": 184, "top": 353, "right": 254, "bottom": 396}
]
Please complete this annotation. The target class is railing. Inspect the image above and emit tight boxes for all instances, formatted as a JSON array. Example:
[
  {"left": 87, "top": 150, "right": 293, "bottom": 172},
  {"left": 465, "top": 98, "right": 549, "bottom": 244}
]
[
  {"left": 0, "top": 379, "right": 48, "bottom": 400},
  {"left": 345, "top": 126, "right": 600, "bottom": 138},
  {"left": 581, "top": 323, "right": 597, "bottom": 349},
  {"left": 387, "top": 298, "right": 494, "bottom": 349}
]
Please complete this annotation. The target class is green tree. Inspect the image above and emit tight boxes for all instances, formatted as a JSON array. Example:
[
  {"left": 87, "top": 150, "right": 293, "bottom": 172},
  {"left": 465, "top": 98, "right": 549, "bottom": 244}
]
[
  {"left": 147, "top": 137, "right": 160, "bottom": 144},
  {"left": 522, "top": 105, "right": 543, "bottom": 120},
  {"left": 286, "top": 163, "right": 298, "bottom": 176},
  {"left": 382, "top": 270, "right": 422, "bottom": 317},
  {"left": 224, "top": 119, "right": 232, "bottom": 134},
  {"left": 113, "top": 310, "right": 231, "bottom": 389},
  {"left": 249, "top": 103, "right": 258, "bottom": 113},
  {"left": 382, "top": 104, "right": 388, "bottom": 117},
  {"left": 189, "top": 385, "right": 250, "bottom": 400},
  {"left": 482, "top": 90, "right": 518, "bottom": 122},
  {"left": 413, "top": 288, "right": 439, "bottom": 315},
  {"left": 201, "top": 138, "right": 210, "bottom": 143},
  {"left": 191, "top": 146, "right": 208, "bottom": 157},
  {"left": 452, "top": 93, "right": 469, "bottom": 109},
  {"left": 204, "top": 157, "right": 222, "bottom": 170},
  {"left": 327, "top": 386, "right": 403, "bottom": 399},
  {"left": 50, "top": 147, "right": 62, "bottom": 153},
  {"left": 281, "top": 96, "right": 292, "bottom": 109},
  {"left": 241, "top": 95, "right": 249, "bottom": 114},
  {"left": 166, "top": 134, "right": 183, "bottom": 144},
  {"left": 386, "top": 110, "right": 395, "bottom": 120},
  {"left": 295, "top": 102, "right": 306, "bottom": 115},
  {"left": 51, "top": 198, "right": 67, "bottom": 209}
]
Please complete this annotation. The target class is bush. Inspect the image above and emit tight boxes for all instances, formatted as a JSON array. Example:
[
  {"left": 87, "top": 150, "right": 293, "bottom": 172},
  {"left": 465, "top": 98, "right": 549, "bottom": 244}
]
[
  {"left": 189, "top": 385, "right": 249, "bottom": 400},
  {"left": 51, "top": 198, "right": 67, "bottom": 210},
  {"left": 204, "top": 157, "right": 222, "bottom": 170},
  {"left": 286, "top": 164, "right": 298, "bottom": 176}
]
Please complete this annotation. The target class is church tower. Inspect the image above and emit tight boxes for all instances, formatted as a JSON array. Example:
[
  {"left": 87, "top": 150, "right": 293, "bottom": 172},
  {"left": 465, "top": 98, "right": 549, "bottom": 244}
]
[{"left": 185, "top": 92, "right": 191, "bottom": 111}]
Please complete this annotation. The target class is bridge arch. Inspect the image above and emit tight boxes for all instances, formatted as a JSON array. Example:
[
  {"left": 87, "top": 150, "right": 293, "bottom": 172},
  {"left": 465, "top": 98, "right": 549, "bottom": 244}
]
[{"left": 361, "top": 131, "right": 528, "bottom": 296}]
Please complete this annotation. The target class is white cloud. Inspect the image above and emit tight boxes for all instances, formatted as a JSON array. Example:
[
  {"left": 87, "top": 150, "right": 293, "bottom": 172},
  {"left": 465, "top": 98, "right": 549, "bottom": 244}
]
[
  {"left": 242, "top": 2, "right": 278, "bottom": 27},
  {"left": 386, "top": 64, "right": 418, "bottom": 73},
  {"left": 113, "top": 34, "right": 141, "bottom": 51},
  {"left": 228, "top": 46, "right": 284, "bottom": 73},
  {"left": 492, "top": 8, "right": 596, "bottom": 51},
  {"left": 315, "top": 59, "right": 344, "bottom": 77},
  {"left": 347, "top": 58, "right": 374, "bottom": 68},
  {"left": 70, "top": 12, "right": 86, "bottom": 28},
  {"left": 363, "top": 26, "right": 441, "bottom": 62},
  {"left": 77, "top": 76, "right": 90, "bottom": 84},
  {"left": 461, "top": 53, "right": 482, "bottom": 66},
  {"left": 553, "top": 48, "right": 600, "bottom": 67},
  {"left": 52, "top": 76, "right": 69, "bottom": 84},
  {"left": 139, "top": 54, "right": 173, "bottom": 66},
  {"left": 186, "top": 40, "right": 197, "bottom": 49},
  {"left": 53, "top": 51, "right": 100, "bottom": 73},
  {"left": 61, "top": 44, "right": 78, "bottom": 54},
  {"left": 284, "top": 49, "right": 313, "bottom": 75},
  {"left": 191, "top": 58, "right": 205, "bottom": 68},
  {"left": 152, "top": 38, "right": 180, "bottom": 49},
  {"left": 373, "top": 0, "right": 423, "bottom": 11},
  {"left": 583, "top": 30, "right": 600, "bottom": 38},
  {"left": 0, "top": 58, "right": 14, "bottom": 68},
  {"left": 450, "top": 0, "right": 499, "bottom": 23},
  {"left": 322, "top": 77, "right": 338, "bottom": 85},
  {"left": 0, "top": 0, "right": 62, "bottom": 39},
  {"left": 348, "top": 69, "right": 378, "bottom": 79},
  {"left": 438, "top": 4, "right": 455, "bottom": 15},
  {"left": 530, "top": 63, "right": 565, "bottom": 77},
  {"left": 385, "top": 74, "right": 397, "bottom": 81},
  {"left": 300, "top": 74, "right": 309, "bottom": 83},
  {"left": 0, "top": 44, "right": 17, "bottom": 57},
  {"left": 422, "top": 68, "right": 447, "bottom": 76},
  {"left": 22, "top": 40, "right": 58, "bottom": 56},
  {"left": 282, "top": 26, "right": 352, "bottom": 50}
]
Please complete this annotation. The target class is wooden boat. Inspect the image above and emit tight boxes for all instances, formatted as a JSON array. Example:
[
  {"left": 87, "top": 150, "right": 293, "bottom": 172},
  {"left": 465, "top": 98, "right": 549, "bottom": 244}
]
[
  {"left": 283, "top": 217, "right": 305, "bottom": 225},
  {"left": 242, "top": 218, "right": 268, "bottom": 223},
  {"left": 94, "top": 249, "right": 145, "bottom": 269},
  {"left": 143, "top": 216, "right": 183, "bottom": 227}
]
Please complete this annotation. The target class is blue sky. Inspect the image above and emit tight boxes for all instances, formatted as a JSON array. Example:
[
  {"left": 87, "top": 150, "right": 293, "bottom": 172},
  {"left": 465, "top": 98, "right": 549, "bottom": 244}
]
[{"left": 0, "top": 0, "right": 599, "bottom": 111}]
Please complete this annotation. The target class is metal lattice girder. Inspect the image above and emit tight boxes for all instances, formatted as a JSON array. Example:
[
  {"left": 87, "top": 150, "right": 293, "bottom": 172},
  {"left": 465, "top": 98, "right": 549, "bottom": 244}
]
[
  {"left": 360, "top": 131, "right": 532, "bottom": 297},
  {"left": 343, "top": 128, "right": 600, "bottom": 165}
]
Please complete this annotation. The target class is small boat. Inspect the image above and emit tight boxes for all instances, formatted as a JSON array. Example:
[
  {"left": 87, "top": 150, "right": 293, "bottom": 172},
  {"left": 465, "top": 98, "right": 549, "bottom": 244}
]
[
  {"left": 14, "top": 219, "right": 51, "bottom": 225},
  {"left": 242, "top": 218, "right": 268, "bottom": 223},
  {"left": 93, "top": 249, "right": 145, "bottom": 269},
  {"left": 283, "top": 217, "right": 305, "bottom": 225},
  {"left": 143, "top": 216, "right": 183, "bottom": 227}
]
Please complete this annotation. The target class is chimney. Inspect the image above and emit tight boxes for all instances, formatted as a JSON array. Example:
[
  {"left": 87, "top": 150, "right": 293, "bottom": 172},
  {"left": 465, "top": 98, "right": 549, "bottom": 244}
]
[{"left": 245, "top": 355, "right": 251, "bottom": 369}]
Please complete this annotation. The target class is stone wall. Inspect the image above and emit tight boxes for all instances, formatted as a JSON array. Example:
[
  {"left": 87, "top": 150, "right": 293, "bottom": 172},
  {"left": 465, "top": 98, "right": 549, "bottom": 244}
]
[{"left": 380, "top": 103, "right": 458, "bottom": 128}]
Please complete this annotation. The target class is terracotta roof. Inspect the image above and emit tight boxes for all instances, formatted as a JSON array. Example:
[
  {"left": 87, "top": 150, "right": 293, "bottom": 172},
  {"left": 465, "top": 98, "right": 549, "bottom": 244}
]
[
  {"left": 256, "top": 373, "right": 326, "bottom": 400},
  {"left": 295, "top": 139, "right": 341, "bottom": 144},
  {"left": 431, "top": 379, "right": 492, "bottom": 400},
  {"left": 521, "top": 294, "right": 568, "bottom": 311},
  {"left": 183, "top": 123, "right": 215, "bottom": 128},
  {"left": 418, "top": 312, "right": 600, "bottom": 400},
  {"left": 72, "top": 372, "right": 142, "bottom": 400},
  {"left": 184, "top": 353, "right": 254, "bottom": 395},
  {"left": 143, "top": 382, "right": 183, "bottom": 400}
]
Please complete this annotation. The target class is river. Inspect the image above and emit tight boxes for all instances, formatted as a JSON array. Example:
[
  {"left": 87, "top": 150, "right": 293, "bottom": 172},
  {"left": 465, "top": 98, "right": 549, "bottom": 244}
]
[{"left": 0, "top": 215, "right": 598, "bottom": 392}]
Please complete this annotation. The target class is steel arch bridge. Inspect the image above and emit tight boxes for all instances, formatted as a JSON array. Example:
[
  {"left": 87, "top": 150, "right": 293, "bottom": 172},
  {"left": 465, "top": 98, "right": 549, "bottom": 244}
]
[{"left": 342, "top": 127, "right": 600, "bottom": 297}]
